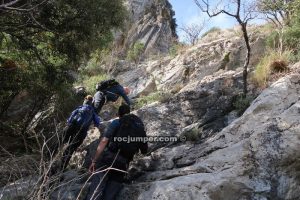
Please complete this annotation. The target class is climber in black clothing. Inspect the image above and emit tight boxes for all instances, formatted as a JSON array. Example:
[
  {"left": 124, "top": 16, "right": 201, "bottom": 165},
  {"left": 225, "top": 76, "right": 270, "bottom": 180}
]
[
  {"left": 93, "top": 79, "right": 132, "bottom": 114},
  {"left": 85, "top": 105, "right": 148, "bottom": 200}
]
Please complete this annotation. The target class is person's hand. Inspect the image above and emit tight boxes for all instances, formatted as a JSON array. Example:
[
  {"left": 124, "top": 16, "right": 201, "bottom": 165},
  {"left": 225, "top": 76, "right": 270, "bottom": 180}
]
[
  {"left": 89, "top": 162, "right": 96, "bottom": 173},
  {"left": 98, "top": 123, "right": 106, "bottom": 132}
]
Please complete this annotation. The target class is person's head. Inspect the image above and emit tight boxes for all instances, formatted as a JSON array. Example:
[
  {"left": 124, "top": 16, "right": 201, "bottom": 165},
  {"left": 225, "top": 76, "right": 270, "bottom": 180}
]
[
  {"left": 118, "top": 104, "right": 130, "bottom": 117},
  {"left": 124, "top": 87, "right": 130, "bottom": 95},
  {"left": 83, "top": 95, "right": 93, "bottom": 106}
]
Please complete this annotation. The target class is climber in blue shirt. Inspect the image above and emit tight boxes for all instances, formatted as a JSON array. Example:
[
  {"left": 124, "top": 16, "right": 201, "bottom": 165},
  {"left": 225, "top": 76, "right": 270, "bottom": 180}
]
[{"left": 60, "top": 95, "right": 101, "bottom": 171}]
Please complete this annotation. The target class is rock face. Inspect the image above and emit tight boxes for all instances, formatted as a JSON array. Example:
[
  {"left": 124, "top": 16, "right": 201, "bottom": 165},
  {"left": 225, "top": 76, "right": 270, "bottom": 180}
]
[
  {"left": 119, "top": 0, "right": 177, "bottom": 55},
  {"left": 117, "top": 26, "right": 266, "bottom": 98},
  {"left": 118, "top": 73, "right": 300, "bottom": 200},
  {"left": 135, "top": 70, "right": 245, "bottom": 141}
]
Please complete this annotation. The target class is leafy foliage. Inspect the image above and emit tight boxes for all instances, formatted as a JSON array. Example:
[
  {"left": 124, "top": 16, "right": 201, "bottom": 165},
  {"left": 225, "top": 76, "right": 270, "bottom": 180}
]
[
  {"left": 134, "top": 91, "right": 172, "bottom": 110},
  {"left": 127, "top": 42, "right": 145, "bottom": 63},
  {"left": 169, "top": 42, "right": 187, "bottom": 57},
  {"left": 264, "top": 0, "right": 300, "bottom": 62},
  {"left": 256, "top": 0, "right": 292, "bottom": 27},
  {"left": 82, "top": 74, "right": 109, "bottom": 95},
  {"left": 0, "top": 0, "right": 126, "bottom": 119},
  {"left": 233, "top": 94, "right": 255, "bottom": 116},
  {"left": 183, "top": 127, "right": 201, "bottom": 142}
]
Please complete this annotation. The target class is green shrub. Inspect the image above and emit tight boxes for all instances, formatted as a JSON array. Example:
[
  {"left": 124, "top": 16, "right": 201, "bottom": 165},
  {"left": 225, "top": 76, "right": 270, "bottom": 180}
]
[
  {"left": 233, "top": 94, "right": 255, "bottom": 116},
  {"left": 266, "top": 24, "right": 300, "bottom": 63},
  {"left": 134, "top": 91, "right": 172, "bottom": 110},
  {"left": 159, "top": 92, "right": 173, "bottom": 103},
  {"left": 79, "top": 49, "right": 110, "bottom": 76},
  {"left": 134, "top": 92, "right": 162, "bottom": 110},
  {"left": 266, "top": 30, "right": 280, "bottom": 49},
  {"left": 169, "top": 43, "right": 186, "bottom": 57},
  {"left": 127, "top": 42, "right": 145, "bottom": 63},
  {"left": 284, "top": 25, "right": 300, "bottom": 50},
  {"left": 201, "top": 27, "right": 221, "bottom": 38},
  {"left": 183, "top": 127, "right": 201, "bottom": 141},
  {"left": 81, "top": 74, "right": 109, "bottom": 94},
  {"left": 169, "top": 44, "right": 180, "bottom": 57}
]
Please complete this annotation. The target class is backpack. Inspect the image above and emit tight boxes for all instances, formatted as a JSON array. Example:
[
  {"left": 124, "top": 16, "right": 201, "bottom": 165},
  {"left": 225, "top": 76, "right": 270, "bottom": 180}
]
[
  {"left": 71, "top": 105, "right": 94, "bottom": 128},
  {"left": 109, "top": 114, "right": 147, "bottom": 160},
  {"left": 96, "top": 79, "right": 119, "bottom": 91}
]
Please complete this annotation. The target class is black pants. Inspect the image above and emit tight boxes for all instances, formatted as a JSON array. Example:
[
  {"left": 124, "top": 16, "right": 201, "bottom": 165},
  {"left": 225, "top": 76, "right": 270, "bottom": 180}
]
[
  {"left": 93, "top": 92, "right": 106, "bottom": 114},
  {"left": 85, "top": 171, "right": 123, "bottom": 200},
  {"left": 85, "top": 151, "right": 128, "bottom": 200},
  {"left": 60, "top": 123, "right": 87, "bottom": 170}
]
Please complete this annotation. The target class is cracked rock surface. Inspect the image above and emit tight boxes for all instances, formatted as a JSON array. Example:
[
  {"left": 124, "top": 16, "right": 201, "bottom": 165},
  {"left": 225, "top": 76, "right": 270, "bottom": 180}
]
[{"left": 118, "top": 74, "right": 300, "bottom": 200}]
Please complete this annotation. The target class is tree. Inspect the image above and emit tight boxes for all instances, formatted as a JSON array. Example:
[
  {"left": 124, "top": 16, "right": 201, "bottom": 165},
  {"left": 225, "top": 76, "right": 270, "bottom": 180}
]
[
  {"left": 256, "top": 0, "right": 296, "bottom": 54},
  {"left": 180, "top": 21, "right": 206, "bottom": 45},
  {"left": 0, "top": 0, "right": 126, "bottom": 133},
  {"left": 256, "top": 0, "right": 293, "bottom": 27},
  {"left": 194, "top": 0, "right": 256, "bottom": 95}
]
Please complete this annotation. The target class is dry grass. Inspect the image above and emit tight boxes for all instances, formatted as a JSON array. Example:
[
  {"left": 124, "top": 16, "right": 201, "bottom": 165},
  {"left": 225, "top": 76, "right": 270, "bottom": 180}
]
[{"left": 252, "top": 50, "right": 291, "bottom": 88}]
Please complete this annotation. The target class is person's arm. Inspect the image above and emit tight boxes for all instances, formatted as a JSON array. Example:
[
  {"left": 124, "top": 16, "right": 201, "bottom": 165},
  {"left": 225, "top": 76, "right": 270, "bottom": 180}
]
[
  {"left": 88, "top": 119, "right": 120, "bottom": 173},
  {"left": 140, "top": 142, "right": 148, "bottom": 155},
  {"left": 93, "top": 111, "right": 101, "bottom": 127},
  {"left": 93, "top": 92, "right": 105, "bottom": 113},
  {"left": 89, "top": 137, "right": 109, "bottom": 173},
  {"left": 67, "top": 108, "right": 78, "bottom": 125},
  {"left": 139, "top": 130, "right": 148, "bottom": 154},
  {"left": 118, "top": 86, "right": 132, "bottom": 106}
]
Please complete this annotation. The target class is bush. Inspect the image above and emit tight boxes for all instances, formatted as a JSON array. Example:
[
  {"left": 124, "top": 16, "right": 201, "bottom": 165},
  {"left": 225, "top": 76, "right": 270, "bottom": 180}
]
[
  {"left": 259, "top": 0, "right": 300, "bottom": 64},
  {"left": 134, "top": 91, "right": 172, "bottom": 110},
  {"left": 252, "top": 50, "right": 291, "bottom": 88},
  {"left": 79, "top": 49, "right": 110, "bottom": 76},
  {"left": 170, "top": 83, "right": 184, "bottom": 94},
  {"left": 159, "top": 92, "right": 173, "bottom": 103},
  {"left": 233, "top": 94, "right": 255, "bottom": 116},
  {"left": 169, "top": 43, "right": 187, "bottom": 57},
  {"left": 284, "top": 25, "right": 300, "bottom": 54},
  {"left": 201, "top": 27, "right": 221, "bottom": 38},
  {"left": 81, "top": 74, "right": 109, "bottom": 94},
  {"left": 266, "top": 30, "right": 280, "bottom": 49},
  {"left": 127, "top": 42, "right": 144, "bottom": 63},
  {"left": 134, "top": 92, "right": 161, "bottom": 110},
  {"left": 183, "top": 127, "right": 201, "bottom": 141}
]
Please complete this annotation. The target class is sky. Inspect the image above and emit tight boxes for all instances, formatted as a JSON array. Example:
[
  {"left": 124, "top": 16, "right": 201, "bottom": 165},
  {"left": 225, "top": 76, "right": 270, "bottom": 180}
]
[{"left": 169, "top": 0, "right": 264, "bottom": 42}]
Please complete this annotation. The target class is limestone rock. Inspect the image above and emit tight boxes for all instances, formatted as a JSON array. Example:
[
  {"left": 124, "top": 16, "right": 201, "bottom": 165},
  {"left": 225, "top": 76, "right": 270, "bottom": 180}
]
[
  {"left": 122, "top": 0, "right": 177, "bottom": 55},
  {"left": 118, "top": 73, "right": 300, "bottom": 200}
]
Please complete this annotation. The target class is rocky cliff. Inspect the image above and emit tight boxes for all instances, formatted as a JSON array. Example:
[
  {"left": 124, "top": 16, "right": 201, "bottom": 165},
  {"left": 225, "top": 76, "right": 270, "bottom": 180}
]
[
  {"left": 118, "top": 70, "right": 300, "bottom": 200},
  {"left": 118, "top": 0, "right": 177, "bottom": 55},
  {"left": 1, "top": 25, "right": 300, "bottom": 200}
]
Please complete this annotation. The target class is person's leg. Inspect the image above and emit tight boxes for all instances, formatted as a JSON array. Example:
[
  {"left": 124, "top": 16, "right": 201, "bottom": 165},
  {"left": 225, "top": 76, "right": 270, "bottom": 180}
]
[
  {"left": 93, "top": 92, "right": 106, "bottom": 114},
  {"left": 85, "top": 172, "right": 109, "bottom": 200},
  {"left": 97, "top": 95, "right": 106, "bottom": 113},
  {"left": 49, "top": 125, "right": 72, "bottom": 158},
  {"left": 61, "top": 129, "right": 86, "bottom": 170},
  {"left": 62, "top": 124, "right": 76, "bottom": 144},
  {"left": 102, "top": 180, "right": 123, "bottom": 200}
]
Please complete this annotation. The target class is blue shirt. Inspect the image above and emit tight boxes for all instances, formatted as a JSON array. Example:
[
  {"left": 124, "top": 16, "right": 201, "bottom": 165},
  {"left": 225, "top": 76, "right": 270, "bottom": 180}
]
[
  {"left": 103, "top": 119, "right": 120, "bottom": 139},
  {"left": 67, "top": 104, "right": 100, "bottom": 129}
]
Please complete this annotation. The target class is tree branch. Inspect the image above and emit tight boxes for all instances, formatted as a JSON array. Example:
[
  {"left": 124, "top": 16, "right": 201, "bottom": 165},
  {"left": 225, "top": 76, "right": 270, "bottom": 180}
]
[{"left": 0, "top": 0, "right": 21, "bottom": 8}]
